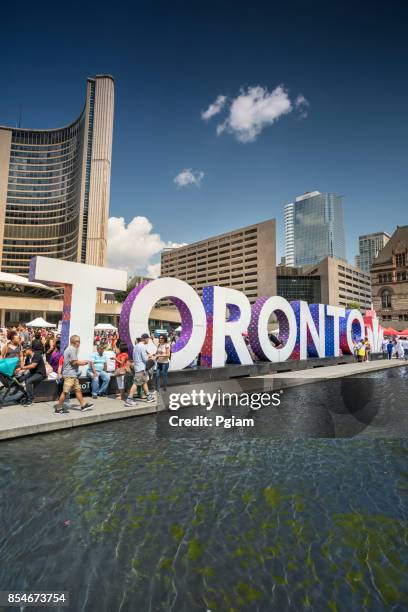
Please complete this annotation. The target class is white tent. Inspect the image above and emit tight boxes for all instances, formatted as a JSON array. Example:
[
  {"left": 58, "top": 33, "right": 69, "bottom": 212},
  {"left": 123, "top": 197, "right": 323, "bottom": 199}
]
[
  {"left": 26, "top": 316, "right": 56, "bottom": 328},
  {"left": 94, "top": 323, "right": 117, "bottom": 331},
  {"left": 175, "top": 325, "right": 182, "bottom": 332}
]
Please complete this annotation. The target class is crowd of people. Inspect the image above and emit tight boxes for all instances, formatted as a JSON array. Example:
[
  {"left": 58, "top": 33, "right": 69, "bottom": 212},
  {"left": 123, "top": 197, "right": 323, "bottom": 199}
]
[
  {"left": 0, "top": 324, "right": 175, "bottom": 411},
  {"left": 382, "top": 336, "right": 408, "bottom": 360},
  {"left": 352, "top": 335, "right": 408, "bottom": 362},
  {"left": 0, "top": 324, "right": 407, "bottom": 409}
]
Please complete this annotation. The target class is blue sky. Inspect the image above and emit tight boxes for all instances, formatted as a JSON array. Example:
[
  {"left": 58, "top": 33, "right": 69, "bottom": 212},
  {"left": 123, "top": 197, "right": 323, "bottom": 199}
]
[{"left": 1, "top": 0, "right": 407, "bottom": 274}]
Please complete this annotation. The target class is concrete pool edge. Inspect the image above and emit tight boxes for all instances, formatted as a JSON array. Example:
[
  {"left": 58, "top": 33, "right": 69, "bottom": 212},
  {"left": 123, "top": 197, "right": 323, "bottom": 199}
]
[{"left": 0, "top": 360, "right": 406, "bottom": 441}]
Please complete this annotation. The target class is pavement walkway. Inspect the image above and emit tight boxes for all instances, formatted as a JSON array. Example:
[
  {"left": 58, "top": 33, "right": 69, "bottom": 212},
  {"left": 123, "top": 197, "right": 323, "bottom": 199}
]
[
  {"left": 0, "top": 395, "right": 160, "bottom": 441},
  {"left": 250, "top": 358, "right": 407, "bottom": 386}
]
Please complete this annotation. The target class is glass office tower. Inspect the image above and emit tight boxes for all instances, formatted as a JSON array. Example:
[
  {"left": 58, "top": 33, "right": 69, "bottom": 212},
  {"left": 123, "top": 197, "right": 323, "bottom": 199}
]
[
  {"left": 357, "top": 232, "right": 390, "bottom": 273},
  {"left": 0, "top": 75, "right": 114, "bottom": 275},
  {"left": 284, "top": 191, "right": 346, "bottom": 267}
]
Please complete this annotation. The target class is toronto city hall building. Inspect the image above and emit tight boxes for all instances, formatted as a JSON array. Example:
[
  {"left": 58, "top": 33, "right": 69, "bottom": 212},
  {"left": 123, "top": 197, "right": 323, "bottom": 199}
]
[
  {"left": 284, "top": 191, "right": 346, "bottom": 267},
  {"left": 0, "top": 75, "right": 114, "bottom": 276}
]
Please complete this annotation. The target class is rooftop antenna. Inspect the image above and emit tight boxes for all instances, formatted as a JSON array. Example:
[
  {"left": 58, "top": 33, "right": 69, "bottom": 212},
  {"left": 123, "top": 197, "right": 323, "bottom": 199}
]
[{"left": 17, "top": 104, "right": 23, "bottom": 128}]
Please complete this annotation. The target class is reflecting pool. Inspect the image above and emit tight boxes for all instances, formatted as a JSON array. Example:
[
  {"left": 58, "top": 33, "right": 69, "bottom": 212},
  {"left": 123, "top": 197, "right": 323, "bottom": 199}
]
[{"left": 1, "top": 368, "right": 408, "bottom": 611}]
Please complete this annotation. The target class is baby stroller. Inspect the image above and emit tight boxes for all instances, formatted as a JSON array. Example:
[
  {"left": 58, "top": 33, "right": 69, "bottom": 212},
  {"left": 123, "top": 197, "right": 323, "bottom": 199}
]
[{"left": 0, "top": 357, "right": 29, "bottom": 408}]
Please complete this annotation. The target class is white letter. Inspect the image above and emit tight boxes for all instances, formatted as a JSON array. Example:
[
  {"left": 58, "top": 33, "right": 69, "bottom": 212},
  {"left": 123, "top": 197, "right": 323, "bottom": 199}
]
[
  {"left": 346, "top": 309, "right": 365, "bottom": 353},
  {"left": 119, "top": 277, "right": 206, "bottom": 371},
  {"left": 29, "top": 256, "right": 127, "bottom": 360},
  {"left": 248, "top": 296, "right": 297, "bottom": 362}
]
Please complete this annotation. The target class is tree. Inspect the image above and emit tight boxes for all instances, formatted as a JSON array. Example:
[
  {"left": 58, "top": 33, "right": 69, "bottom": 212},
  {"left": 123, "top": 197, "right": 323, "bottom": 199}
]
[{"left": 114, "top": 276, "right": 150, "bottom": 303}]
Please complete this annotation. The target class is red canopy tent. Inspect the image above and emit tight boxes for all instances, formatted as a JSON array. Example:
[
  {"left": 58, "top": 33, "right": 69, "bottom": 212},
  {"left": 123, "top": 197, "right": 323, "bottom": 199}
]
[
  {"left": 382, "top": 327, "right": 399, "bottom": 336},
  {"left": 398, "top": 328, "right": 408, "bottom": 336}
]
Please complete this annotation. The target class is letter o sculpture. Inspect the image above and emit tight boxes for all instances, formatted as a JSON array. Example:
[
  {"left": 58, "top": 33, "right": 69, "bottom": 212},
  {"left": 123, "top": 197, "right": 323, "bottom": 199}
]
[
  {"left": 248, "top": 296, "right": 297, "bottom": 362},
  {"left": 119, "top": 278, "right": 207, "bottom": 371}
]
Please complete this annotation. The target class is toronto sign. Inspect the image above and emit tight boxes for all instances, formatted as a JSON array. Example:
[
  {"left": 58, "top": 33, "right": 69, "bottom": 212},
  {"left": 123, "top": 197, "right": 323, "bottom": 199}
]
[{"left": 29, "top": 256, "right": 384, "bottom": 370}]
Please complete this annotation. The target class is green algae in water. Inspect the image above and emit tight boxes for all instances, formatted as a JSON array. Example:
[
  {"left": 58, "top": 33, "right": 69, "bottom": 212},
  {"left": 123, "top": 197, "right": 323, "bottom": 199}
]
[
  {"left": 170, "top": 524, "right": 184, "bottom": 542},
  {"left": 187, "top": 538, "right": 203, "bottom": 561},
  {"left": 235, "top": 581, "right": 262, "bottom": 602},
  {"left": 263, "top": 485, "right": 283, "bottom": 508},
  {"left": 241, "top": 491, "right": 256, "bottom": 504},
  {"left": 159, "top": 557, "right": 174, "bottom": 571},
  {"left": 294, "top": 494, "right": 306, "bottom": 512},
  {"left": 273, "top": 575, "right": 288, "bottom": 586},
  {"left": 197, "top": 565, "right": 214, "bottom": 577},
  {"left": 330, "top": 511, "right": 408, "bottom": 605}
]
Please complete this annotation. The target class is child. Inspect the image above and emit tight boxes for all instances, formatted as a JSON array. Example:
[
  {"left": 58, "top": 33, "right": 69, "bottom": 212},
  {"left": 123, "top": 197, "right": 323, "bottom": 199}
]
[{"left": 114, "top": 342, "right": 129, "bottom": 400}]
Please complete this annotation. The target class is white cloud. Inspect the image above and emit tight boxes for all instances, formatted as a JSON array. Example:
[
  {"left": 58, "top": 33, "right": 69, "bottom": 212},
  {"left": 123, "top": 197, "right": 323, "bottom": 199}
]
[
  {"left": 295, "top": 94, "right": 309, "bottom": 118},
  {"left": 146, "top": 262, "right": 161, "bottom": 278},
  {"left": 107, "top": 216, "right": 186, "bottom": 277},
  {"left": 174, "top": 168, "right": 204, "bottom": 188},
  {"left": 201, "top": 95, "right": 227, "bottom": 120},
  {"left": 203, "top": 85, "right": 309, "bottom": 143}
]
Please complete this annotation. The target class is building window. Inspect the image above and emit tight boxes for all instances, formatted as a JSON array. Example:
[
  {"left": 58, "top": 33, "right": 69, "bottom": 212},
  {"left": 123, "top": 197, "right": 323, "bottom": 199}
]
[
  {"left": 381, "top": 290, "right": 392, "bottom": 309},
  {"left": 396, "top": 253, "right": 406, "bottom": 268}
]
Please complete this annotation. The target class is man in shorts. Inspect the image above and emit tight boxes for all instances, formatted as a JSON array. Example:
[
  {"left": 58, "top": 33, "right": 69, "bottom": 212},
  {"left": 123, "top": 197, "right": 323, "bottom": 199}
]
[
  {"left": 124, "top": 333, "right": 155, "bottom": 406},
  {"left": 55, "top": 335, "right": 94, "bottom": 414}
]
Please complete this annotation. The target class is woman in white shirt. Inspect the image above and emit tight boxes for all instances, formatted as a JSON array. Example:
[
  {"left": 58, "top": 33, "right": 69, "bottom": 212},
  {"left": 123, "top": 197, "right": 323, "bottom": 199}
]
[{"left": 155, "top": 335, "right": 171, "bottom": 392}]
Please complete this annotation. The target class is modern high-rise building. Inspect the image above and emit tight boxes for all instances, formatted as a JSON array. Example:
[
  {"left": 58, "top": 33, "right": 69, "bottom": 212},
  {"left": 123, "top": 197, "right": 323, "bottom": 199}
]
[
  {"left": 284, "top": 202, "right": 295, "bottom": 267},
  {"left": 0, "top": 75, "right": 114, "bottom": 276},
  {"left": 356, "top": 232, "right": 390, "bottom": 273},
  {"left": 284, "top": 191, "right": 346, "bottom": 267}
]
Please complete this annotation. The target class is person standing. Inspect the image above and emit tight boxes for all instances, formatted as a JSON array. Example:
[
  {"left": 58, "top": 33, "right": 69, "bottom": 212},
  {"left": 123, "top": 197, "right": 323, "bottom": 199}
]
[
  {"left": 49, "top": 340, "right": 62, "bottom": 373},
  {"left": 44, "top": 334, "right": 56, "bottom": 363},
  {"left": 352, "top": 338, "right": 358, "bottom": 362},
  {"left": 402, "top": 337, "right": 408, "bottom": 361},
  {"left": 381, "top": 338, "right": 388, "bottom": 359},
  {"left": 31, "top": 332, "right": 45, "bottom": 354},
  {"left": 386, "top": 339, "right": 394, "bottom": 360},
  {"left": 20, "top": 325, "right": 31, "bottom": 349},
  {"left": 114, "top": 342, "right": 129, "bottom": 400},
  {"left": 396, "top": 337, "right": 405, "bottom": 360},
  {"left": 155, "top": 334, "right": 171, "bottom": 392},
  {"left": 124, "top": 334, "right": 155, "bottom": 406},
  {"left": 364, "top": 337, "right": 371, "bottom": 362},
  {"left": 55, "top": 335, "right": 93, "bottom": 414},
  {"left": 356, "top": 340, "right": 366, "bottom": 363}
]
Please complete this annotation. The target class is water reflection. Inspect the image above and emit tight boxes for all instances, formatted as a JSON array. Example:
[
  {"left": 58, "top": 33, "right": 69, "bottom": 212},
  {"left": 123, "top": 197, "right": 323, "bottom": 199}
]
[{"left": 0, "top": 368, "right": 408, "bottom": 611}]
